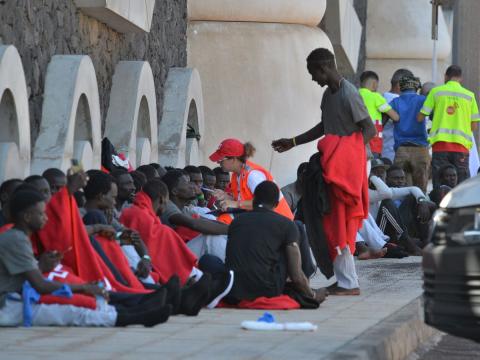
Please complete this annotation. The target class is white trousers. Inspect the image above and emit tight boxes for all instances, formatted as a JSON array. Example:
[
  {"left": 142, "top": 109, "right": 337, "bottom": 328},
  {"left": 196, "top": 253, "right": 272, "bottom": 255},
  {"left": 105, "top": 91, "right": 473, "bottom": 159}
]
[
  {"left": 0, "top": 295, "right": 117, "bottom": 327},
  {"left": 187, "top": 234, "right": 228, "bottom": 262},
  {"left": 470, "top": 136, "right": 480, "bottom": 177},
  {"left": 357, "top": 213, "right": 389, "bottom": 250},
  {"left": 333, "top": 247, "right": 359, "bottom": 289}
]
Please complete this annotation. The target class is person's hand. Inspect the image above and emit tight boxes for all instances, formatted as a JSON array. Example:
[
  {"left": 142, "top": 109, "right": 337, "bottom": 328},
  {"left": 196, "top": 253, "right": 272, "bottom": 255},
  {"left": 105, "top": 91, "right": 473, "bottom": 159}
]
[
  {"left": 119, "top": 229, "right": 142, "bottom": 246},
  {"left": 135, "top": 259, "right": 152, "bottom": 279},
  {"left": 128, "top": 230, "right": 143, "bottom": 247},
  {"left": 219, "top": 199, "right": 237, "bottom": 211},
  {"left": 94, "top": 224, "right": 117, "bottom": 239},
  {"left": 38, "top": 251, "right": 62, "bottom": 273},
  {"left": 212, "top": 189, "right": 228, "bottom": 201},
  {"left": 272, "top": 138, "right": 294, "bottom": 153},
  {"left": 417, "top": 202, "right": 431, "bottom": 224},
  {"left": 66, "top": 169, "right": 88, "bottom": 195},
  {"left": 82, "top": 283, "right": 109, "bottom": 300}
]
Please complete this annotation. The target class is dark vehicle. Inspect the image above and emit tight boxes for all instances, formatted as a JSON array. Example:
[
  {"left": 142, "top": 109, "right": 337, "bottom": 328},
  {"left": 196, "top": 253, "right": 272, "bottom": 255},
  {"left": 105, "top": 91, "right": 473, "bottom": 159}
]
[{"left": 423, "top": 174, "right": 480, "bottom": 342}]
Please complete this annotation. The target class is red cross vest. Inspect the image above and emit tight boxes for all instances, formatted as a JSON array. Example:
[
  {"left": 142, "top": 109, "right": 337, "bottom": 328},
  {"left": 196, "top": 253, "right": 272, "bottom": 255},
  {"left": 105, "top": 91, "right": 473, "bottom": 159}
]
[{"left": 230, "top": 161, "right": 294, "bottom": 220}]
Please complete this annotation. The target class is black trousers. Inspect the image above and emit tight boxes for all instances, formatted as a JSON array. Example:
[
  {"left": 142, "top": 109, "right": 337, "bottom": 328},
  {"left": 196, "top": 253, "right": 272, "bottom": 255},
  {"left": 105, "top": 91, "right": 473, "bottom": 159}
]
[
  {"left": 294, "top": 220, "right": 317, "bottom": 279},
  {"left": 376, "top": 199, "right": 407, "bottom": 243},
  {"left": 377, "top": 196, "right": 430, "bottom": 245}
]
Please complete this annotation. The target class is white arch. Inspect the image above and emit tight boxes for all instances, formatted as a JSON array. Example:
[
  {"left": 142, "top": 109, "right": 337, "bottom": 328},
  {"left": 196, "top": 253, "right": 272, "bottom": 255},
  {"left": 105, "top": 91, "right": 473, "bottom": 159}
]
[
  {"left": 0, "top": 45, "right": 31, "bottom": 181},
  {"left": 188, "top": 0, "right": 326, "bottom": 27},
  {"left": 104, "top": 61, "right": 158, "bottom": 168},
  {"left": 159, "top": 68, "right": 205, "bottom": 167},
  {"left": 32, "top": 55, "right": 102, "bottom": 174}
]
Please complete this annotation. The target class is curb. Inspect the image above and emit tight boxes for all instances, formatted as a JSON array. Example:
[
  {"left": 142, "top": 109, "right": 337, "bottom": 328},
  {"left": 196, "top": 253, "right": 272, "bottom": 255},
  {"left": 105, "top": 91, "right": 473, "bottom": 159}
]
[{"left": 324, "top": 296, "right": 441, "bottom": 360}]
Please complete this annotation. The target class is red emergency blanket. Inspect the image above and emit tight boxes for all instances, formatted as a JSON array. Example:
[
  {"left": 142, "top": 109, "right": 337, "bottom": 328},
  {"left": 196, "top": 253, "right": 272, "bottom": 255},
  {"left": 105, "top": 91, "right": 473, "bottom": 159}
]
[
  {"left": 218, "top": 295, "right": 300, "bottom": 310},
  {"left": 32, "top": 187, "right": 149, "bottom": 294},
  {"left": 120, "top": 192, "right": 197, "bottom": 285},
  {"left": 317, "top": 132, "right": 369, "bottom": 260}
]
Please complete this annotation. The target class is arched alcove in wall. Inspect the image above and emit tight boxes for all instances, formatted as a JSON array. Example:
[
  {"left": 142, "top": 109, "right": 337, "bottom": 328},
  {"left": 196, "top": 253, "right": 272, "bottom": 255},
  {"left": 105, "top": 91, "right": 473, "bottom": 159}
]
[
  {"left": 185, "top": 99, "right": 201, "bottom": 165},
  {"left": 136, "top": 96, "right": 153, "bottom": 166},
  {"left": 0, "top": 45, "right": 31, "bottom": 181},
  {"left": 0, "top": 90, "right": 19, "bottom": 143},
  {"left": 104, "top": 61, "right": 158, "bottom": 168},
  {"left": 73, "top": 94, "right": 94, "bottom": 170},
  {"left": 159, "top": 68, "right": 205, "bottom": 168},
  {"left": 32, "top": 55, "right": 101, "bottom": 174}
]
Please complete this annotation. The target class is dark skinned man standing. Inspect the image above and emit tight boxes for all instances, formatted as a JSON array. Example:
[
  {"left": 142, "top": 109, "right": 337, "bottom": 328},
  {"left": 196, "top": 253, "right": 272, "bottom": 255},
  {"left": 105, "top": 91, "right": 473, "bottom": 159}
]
[{"left": 272, "top": 48, "right": 376, "bottom": 295}]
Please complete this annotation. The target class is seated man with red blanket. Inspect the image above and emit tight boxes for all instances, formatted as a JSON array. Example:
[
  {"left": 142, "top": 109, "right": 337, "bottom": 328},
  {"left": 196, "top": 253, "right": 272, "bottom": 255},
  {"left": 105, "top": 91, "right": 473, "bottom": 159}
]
[
  {"left": 121, "top": 178, "right": 234, "bottom": 309},
  {"left": 222, "top": 181, "right": 326, "bottom": 308},
  {"left": 0, "top": 189, "right": 171, "bottom": 327},
  {"left": 82, "top": 170, "right": 156, "bottom": 285}
]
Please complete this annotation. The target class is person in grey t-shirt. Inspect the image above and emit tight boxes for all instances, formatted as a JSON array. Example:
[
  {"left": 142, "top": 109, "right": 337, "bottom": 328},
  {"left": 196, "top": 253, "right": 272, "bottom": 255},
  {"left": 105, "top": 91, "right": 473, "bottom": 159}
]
[
  {"left": 280, "top": 162, "right": 308, "bottom": 214},
  {"left": 272, "top": 48, "right": 376, "bottom": 296}
]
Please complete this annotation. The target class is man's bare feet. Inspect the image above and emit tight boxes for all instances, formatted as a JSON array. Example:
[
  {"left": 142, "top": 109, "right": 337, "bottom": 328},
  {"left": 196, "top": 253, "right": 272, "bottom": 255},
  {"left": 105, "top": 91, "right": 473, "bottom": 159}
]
[
  {"left": 326, "top": 282, "right": 338, "bottom": 290},
  {"left": 327, "top": 286, "right": 360, "bottom": 296},
  {"left": 313, "top": 288, "right": 328, "bottom": 303},
  {"left": 357, "top": 247, "right": 387, "bottom": 260}
]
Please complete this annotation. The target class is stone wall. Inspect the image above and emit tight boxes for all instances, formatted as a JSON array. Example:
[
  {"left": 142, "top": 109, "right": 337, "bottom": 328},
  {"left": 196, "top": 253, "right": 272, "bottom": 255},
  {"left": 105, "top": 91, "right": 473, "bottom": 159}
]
[{"left": 0, "top": 0, "right": 187, "bottom": 142}]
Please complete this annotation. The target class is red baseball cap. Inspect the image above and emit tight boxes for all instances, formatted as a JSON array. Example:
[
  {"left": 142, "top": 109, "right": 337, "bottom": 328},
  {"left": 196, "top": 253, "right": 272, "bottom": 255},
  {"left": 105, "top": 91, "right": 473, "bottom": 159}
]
[{"left": 209, "top": 138, "right": 245, "bottom": 162}]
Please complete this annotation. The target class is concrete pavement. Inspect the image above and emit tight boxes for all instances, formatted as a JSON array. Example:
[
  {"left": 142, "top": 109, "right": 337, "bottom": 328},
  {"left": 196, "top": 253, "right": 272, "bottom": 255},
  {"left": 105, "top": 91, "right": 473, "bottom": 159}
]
[{"left": 0, "top": 257, "right": 435, "bottom": 360}]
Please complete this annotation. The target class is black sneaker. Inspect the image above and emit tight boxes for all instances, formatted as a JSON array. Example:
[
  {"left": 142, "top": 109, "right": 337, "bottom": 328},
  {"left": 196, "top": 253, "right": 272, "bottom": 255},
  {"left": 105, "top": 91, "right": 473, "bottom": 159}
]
[
  {"left": 180, "top": 273, "right": 211, "bottom": 316},
  {"left": 207, "top": 270, "right": 234, "bottom": 309},
  {"left": 163, "top": 275, "right": 181, "bottom": 314}
]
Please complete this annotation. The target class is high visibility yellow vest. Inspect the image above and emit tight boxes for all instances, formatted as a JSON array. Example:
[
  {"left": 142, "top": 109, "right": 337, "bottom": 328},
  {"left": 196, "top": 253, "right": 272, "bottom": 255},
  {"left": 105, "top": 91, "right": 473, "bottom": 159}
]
[
  {"left": 421, "top": 80, "right": 480, "bottom": 149},
  {"left": 359, "top": 88, "right": 391, "bottom": 154},
  {"left": 359, "top": 88, "right": 392, "bottom": 124}
]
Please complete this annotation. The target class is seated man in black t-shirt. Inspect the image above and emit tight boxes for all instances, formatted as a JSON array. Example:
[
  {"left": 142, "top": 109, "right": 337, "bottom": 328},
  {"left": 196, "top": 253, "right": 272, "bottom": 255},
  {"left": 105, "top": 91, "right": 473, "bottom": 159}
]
[{"left": 225, "top": 181, "right": 326, "bottom": 306}]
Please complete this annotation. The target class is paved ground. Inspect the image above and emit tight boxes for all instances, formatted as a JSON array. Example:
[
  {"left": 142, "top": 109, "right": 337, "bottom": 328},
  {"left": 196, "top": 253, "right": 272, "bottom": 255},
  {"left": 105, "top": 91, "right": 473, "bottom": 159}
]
[
  {"left": 1, "top": 257, "right": 424, "bottom": 360},
  {"left": 409, "top": 334, "right": 480, "bottom": 360}
]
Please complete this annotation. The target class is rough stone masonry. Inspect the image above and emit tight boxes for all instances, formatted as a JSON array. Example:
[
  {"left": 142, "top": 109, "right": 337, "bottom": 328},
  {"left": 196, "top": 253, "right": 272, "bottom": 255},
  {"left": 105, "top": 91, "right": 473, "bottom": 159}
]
[{"left": 0, "top": 0, "right": 187, "bottom": 143}]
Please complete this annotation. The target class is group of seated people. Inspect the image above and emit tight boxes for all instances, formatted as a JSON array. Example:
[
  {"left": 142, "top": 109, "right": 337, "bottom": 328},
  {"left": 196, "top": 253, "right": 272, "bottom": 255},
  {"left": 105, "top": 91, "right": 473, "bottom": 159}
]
[
  {"left": 0, "top": 146, "right": 328, "bottom": 328},
  {"left": 0, "top": 130, "right": 469, "bottom": 327}
]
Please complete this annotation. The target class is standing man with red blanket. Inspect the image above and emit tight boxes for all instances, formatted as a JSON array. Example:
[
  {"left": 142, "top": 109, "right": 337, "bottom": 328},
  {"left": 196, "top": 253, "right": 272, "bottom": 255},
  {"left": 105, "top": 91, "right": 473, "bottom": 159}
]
[{"left": 272, "top": 48, "right": 376, "bottom": 295}]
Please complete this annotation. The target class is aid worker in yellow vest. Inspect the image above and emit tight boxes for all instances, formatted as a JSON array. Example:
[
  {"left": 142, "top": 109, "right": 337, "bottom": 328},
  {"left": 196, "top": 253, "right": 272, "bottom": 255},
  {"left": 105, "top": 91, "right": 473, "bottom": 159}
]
[
  {"left": 209, "top": 139, "right": 294, "bottom": 221},
  {"left": 418, "top": 65, "right": 480, "bottom": 187},
  {"left": 359, "top": 71, "right": 400, "bottom": 157}
]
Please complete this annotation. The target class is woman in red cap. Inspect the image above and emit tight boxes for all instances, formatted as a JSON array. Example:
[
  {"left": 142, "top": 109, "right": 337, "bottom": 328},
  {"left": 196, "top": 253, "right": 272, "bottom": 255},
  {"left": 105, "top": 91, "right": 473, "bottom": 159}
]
[{"left": 209, "top": 139, "right": 294, "bottom": 220}]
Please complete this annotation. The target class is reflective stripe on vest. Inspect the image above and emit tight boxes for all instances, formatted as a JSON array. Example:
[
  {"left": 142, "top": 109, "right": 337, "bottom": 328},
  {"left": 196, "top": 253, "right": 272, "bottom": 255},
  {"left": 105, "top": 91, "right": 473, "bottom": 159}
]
[
  {"left": 378, "top": 103, "right": 390, "bottom": 112},
  {"left": 434, "top": 91, "right": 473, "bottom": 102},
  {"left": 429, "top": 128, "right": 472, "bottom": 142},
  {"left": 421, "top": 105, "right": 433, "bottom": 115}
]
